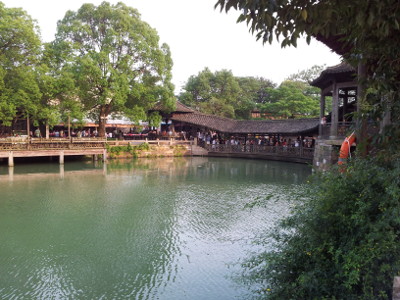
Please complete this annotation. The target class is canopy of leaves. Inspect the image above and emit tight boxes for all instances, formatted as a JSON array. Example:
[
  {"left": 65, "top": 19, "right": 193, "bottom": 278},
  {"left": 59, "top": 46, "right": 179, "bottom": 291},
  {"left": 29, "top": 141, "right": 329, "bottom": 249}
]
[
  {"left": 179, "top": 68, "right": 275, "bottom": 119},
  {"left": 244, "top": 157, "right": 400, "bottom": 299},
  {"left": 0, "top": 2, "right": 42, "bottom": 127},
  {"left": 53, "top": 2, "right": 175, "bottom": 134},
  {"left": 261, "top": 80, "right": 319, "bottom": 118}
]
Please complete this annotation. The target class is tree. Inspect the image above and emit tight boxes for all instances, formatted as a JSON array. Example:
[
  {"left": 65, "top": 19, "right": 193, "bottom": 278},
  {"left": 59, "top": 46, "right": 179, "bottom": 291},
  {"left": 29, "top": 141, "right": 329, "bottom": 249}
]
[
  {"left": 261, "top": 80, "right": 319, "bottom": 118},
  {"left": 53, "top": 2, "right": 175, "bottom": 137},
  {"left": 180, "top": 69, "right": 276, "bottom": 119},
  {"left": 179, "top": 68, "right": 240, "bottom": 118},
  {"left": 236, "top": 76, "right": 275, "bottom": 118},
  {"left": 0, "top": 2, "right": 42, "bottom": 132},
  {"left": 286, "top": 64, "right": 326, "bottom": 83},
  {"left": 215, "top": 0, "right": 400, "bottom": 134}
]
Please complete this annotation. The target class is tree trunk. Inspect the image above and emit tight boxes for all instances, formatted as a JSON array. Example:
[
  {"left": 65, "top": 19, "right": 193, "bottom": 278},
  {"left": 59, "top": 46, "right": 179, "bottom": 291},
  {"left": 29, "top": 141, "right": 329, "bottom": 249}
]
[
  {"left": 98, "top": 105, "right": 110, "bottom": 138},
  {"left": 26, "top": 115, "right": 30, "bottom": 138},
  {"left": 45, "top": 122, "right": 50, "bottom": 139}
]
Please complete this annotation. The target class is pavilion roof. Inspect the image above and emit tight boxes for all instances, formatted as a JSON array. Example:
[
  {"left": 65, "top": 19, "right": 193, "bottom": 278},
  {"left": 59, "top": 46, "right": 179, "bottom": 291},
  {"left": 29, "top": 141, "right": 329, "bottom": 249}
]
[
  {"left": 311, "top": 62, "right": 356, "bottom": 89},
  {"left": 171, "top": 112, "right": 319, "bottom": 135}
]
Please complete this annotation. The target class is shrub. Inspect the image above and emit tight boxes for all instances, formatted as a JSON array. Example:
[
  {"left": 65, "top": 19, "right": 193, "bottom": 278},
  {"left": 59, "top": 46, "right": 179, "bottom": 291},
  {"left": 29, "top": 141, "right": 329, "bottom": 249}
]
[
  {"left": 245, "top": 157, "right": 400, "bottom": 299},
  {"left": 136, "top": 142, "right": 150, "bottom": 151}
]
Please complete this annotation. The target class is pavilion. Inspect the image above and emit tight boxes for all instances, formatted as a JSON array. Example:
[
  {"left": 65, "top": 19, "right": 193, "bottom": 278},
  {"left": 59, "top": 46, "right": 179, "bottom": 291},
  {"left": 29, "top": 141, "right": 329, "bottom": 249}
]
[
  {"left": 310, "top": 62, "right": 359, "bottom": 169},
  {"left": 311, "top": 62, "right": 358, "bottom": 140}
]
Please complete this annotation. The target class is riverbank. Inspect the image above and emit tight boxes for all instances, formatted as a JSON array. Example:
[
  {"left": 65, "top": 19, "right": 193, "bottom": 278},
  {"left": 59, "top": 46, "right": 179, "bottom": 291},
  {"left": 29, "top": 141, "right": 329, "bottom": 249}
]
[{"left": 106, "top": 141, "right": 192, "bottom": 159}]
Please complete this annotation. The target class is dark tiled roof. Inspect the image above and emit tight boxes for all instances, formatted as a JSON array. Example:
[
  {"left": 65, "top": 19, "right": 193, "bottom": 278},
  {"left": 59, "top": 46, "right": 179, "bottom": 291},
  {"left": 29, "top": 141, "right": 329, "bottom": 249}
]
[
  {"left": 311, "top": 62, "right": 356, "bottom": 88},
  {"left": 171, "top": 112, "right": 318, "bottom": 135},
  {"left": 152, "top": 101, "right": 195, "bottom": 113},
  {"left": 171, "top": 112, "right": 237, "bottom": 132}
]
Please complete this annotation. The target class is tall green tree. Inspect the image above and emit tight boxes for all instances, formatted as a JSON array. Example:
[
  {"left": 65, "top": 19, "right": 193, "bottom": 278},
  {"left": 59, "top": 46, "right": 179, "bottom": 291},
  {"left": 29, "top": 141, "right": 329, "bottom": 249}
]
[
  {"left": 53, "top": 2, "right": 175, "bottom": 137},
  {"left": 180, "top": 69, "right": 275, "bottom": 119},
  {"left": 179, "top": 68, "right": 240, "bottom": 118},
  {"left": 236, "top": 76, "right": 275, "bottom": 118},
  {"left": 285, "top": 64, "right": 326, "bottom": 83},
  {"left": 261, "top": 80, "right": 319, "bottom": 118},
  {"left": 0, "top": 2, "right": 42, "bottom": 131}
]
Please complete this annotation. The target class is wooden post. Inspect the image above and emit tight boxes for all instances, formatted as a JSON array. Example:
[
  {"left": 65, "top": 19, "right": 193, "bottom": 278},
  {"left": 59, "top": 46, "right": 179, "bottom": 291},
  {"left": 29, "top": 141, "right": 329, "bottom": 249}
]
[
  {"left": 393, "top": 276, "right": 400, "bottom": 300},
  {"left": 8, "top": 151, "right": 14, "bottom": 167},
  {"left": 319, "top": 94, "right": 326, "bottom": 138},
  {"left": 343, "top": 89, "right": 348, "bottom": 122},
  {"left": 26, "top": 114, "right": 30, "bottom": 138},
  {"left": 330, "top": 81, "right": 339, "bottom": 139},
  {"left": 45, "top": 122, "right": 50, "bottom": 139},
  {"left": 68, "top": 114, "right": 71, "bottom": 142}
]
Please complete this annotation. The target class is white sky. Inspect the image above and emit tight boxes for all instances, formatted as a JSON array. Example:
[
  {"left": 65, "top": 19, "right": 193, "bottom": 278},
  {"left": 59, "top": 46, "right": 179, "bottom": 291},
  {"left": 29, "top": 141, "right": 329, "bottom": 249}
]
[{"left": 3, "top": 0, "right": 341, "bottom": 93}]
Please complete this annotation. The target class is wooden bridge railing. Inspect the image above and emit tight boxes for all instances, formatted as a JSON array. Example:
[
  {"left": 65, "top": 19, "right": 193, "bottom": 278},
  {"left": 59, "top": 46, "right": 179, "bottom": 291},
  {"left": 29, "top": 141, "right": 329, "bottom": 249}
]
[
  {"left": 0, "top": 138, "right": 107, "bottom": 151},
  {"left": 202, "top": 143, "right": 314, "bottom": 159}
]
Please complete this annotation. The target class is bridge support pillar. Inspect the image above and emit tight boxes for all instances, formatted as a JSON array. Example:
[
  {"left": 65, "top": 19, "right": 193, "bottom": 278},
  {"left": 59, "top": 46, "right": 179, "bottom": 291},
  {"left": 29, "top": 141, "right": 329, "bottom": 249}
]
[
  {"left": 8, "top": 151, "right": 14, "bottom": 167},
  {"left": 93, "top": 154, "right": 98, "bottom": 161},
  {"left": 59, "top": 151, "right": 64, "bottom": 164},
  {"left": 103, "top": 149, "right": 107, "bottom": 162},
  {"left": 59, "top": 164, "right": 64, "bottom": 179}
]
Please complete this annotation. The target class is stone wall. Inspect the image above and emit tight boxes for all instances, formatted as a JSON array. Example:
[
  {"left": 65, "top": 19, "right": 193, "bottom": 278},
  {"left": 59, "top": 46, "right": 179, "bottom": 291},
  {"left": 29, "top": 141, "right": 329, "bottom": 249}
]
[
  {"left": 107, "top": 144, "right": 192, "bottom": 159},
  {"left": 313, "top": 139, "right": 340, "bottom": 171}
]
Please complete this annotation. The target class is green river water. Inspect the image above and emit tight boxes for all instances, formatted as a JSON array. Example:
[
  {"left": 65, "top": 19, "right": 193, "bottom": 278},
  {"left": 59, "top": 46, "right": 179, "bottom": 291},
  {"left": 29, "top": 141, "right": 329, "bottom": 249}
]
[{"left": 0, "top": 157, "right": 311, "bottom": 299}]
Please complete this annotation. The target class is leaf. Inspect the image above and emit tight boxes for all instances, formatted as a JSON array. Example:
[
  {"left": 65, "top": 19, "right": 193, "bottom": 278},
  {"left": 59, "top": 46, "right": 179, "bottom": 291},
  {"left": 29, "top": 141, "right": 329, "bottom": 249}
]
[{"left": 301, "top": 9, "right": 308, "bottom": 21}]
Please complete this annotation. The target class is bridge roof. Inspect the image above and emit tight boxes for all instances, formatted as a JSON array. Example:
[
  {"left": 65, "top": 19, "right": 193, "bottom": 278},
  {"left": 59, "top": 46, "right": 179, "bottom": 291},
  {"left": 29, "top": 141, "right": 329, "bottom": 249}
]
[
  {"left": 151, "top": 101, "right": 195, "bottom": 113},
  {"left": 171, "top": 112, "right": 318, "bottom": 135}
]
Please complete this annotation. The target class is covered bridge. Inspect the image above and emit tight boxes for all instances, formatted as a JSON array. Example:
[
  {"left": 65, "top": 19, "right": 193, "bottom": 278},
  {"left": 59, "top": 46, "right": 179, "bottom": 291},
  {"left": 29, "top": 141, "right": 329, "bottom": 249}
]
[{"left": 153, "top": 101, "right": 319, "bottom": 139}]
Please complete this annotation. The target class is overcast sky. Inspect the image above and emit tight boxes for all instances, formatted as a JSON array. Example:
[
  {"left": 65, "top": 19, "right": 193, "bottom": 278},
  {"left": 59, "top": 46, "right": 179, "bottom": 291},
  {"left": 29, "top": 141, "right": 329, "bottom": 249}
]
[{"left": 3, "top": 0, "right": 341, "bottom": 93}]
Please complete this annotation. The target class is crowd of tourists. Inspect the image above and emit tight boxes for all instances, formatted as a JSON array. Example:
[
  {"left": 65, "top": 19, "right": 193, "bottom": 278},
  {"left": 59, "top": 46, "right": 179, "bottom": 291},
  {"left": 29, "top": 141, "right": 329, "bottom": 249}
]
[{"left": 197, "top": 131, "right": 315, "bottom": 148}]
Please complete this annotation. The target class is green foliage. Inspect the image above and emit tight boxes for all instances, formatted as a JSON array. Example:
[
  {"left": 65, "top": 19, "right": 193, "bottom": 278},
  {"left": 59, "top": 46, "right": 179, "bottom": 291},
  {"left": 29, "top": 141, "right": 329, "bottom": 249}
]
[
  {"left": 106, "top": 142, "right": 150, "bottom": 157},
  {"left": 244, "top": 157, "right": 400, "bottom": 299},
  {"left": 53, "top": 2, "right": 174, "bottom": 137},
  {"left": 147, "top": 111, "right": 162, "bottom": 127},
  {"left": 136, "top": 142, "right": 150, "bottom": 151},
  {"left": 0, "top": 3, "right": 41, "bottom": 68},
  {"left": 285, "top": 65, "right": 326, "bottom": 84},
  {"left": 0, "top": 3, "right": 42, "bottom": 127},
  {"left": 179, "top": 68, "right": 276, "bottom": 119},
  {"left": 261, "top": 79, "right": 319, "bottom": 118}
]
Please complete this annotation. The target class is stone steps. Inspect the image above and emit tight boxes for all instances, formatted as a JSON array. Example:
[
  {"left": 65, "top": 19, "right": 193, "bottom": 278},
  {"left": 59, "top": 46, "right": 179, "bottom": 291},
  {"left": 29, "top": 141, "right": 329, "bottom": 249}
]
[{"left": 191, "top": 145, "right": 209, "bottom": 156}]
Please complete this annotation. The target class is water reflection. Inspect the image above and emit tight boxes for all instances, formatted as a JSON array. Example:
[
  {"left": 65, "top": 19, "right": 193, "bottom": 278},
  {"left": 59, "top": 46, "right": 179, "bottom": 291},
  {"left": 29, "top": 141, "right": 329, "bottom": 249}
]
[{"left": 0, "top": 157, "right": 311, "bottom": 299}]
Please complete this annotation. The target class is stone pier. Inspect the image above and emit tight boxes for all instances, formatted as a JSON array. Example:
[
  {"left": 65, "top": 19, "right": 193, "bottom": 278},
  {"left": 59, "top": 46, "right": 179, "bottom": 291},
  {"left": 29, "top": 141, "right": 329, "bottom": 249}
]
[{"left": 313, "top": 139, "right": 341, "bottom": 171}]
